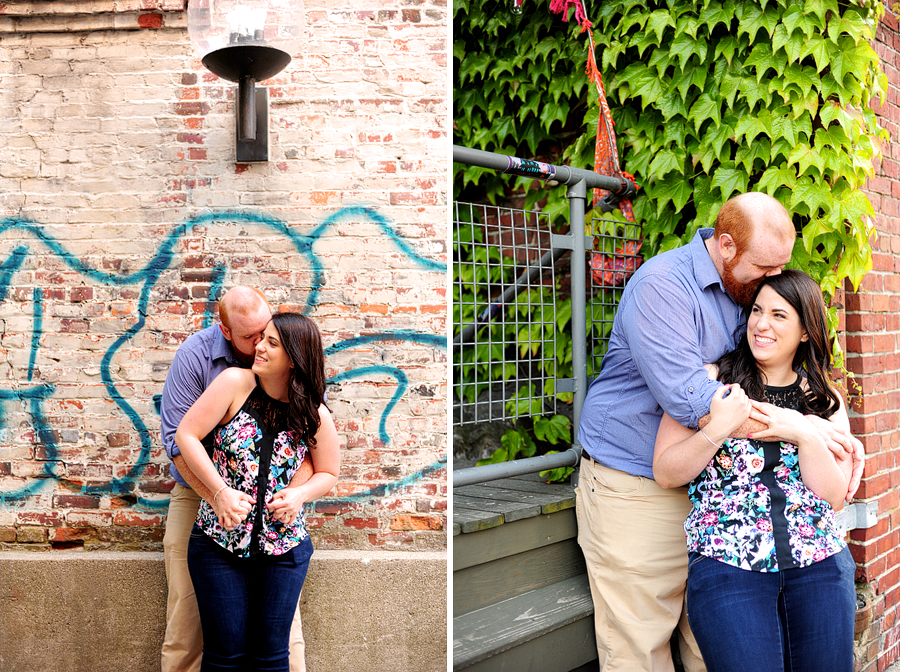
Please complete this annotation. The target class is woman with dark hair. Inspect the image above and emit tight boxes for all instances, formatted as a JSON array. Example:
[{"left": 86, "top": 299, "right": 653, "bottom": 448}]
[
  {"left": 176, "top": 311, "right": 340, "bottom": 672},
  {"left": 653, "top": 269, "right": 855, "bottom": 672}
]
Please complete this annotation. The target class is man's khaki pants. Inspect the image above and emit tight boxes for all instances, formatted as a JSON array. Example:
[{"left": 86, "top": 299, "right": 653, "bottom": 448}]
[
  {"left": 575, "top": 458, "right": 706, "bottom": 672},
  {"left": 161, "top": 484, "right": 306, "bottom": 672}
]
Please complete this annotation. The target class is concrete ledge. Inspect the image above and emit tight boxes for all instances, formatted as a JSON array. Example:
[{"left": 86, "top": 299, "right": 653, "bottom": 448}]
[{"left": 0, "top": 549, "right": 447, "bottom": 672}]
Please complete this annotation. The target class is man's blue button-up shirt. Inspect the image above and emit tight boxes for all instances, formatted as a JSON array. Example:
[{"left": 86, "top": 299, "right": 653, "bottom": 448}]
[
  {"left": 159, "top": 325, "right": 244, "bottom": 487},
  {"left": 577, "top": 228, "right": 746, "bottom": 479}
]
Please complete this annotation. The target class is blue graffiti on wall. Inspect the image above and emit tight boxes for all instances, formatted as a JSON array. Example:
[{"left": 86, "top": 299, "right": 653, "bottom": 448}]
[{"left": 0, "top": 208, "right": 446, "bottom": 509}]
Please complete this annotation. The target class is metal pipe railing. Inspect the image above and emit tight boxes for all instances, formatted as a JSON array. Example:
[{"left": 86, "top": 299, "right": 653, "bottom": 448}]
[
  {"left": 453, "top": 145, "right": 636, "bottom": 197},
  {"left": 452, "top": 448, "right": 581, "bottom": 488},
  {"left": 567, "top": 179, "right": 588, "bottom": 454},
  {"left": 453, "top": 146, "right": 635, "bottom": 486}
]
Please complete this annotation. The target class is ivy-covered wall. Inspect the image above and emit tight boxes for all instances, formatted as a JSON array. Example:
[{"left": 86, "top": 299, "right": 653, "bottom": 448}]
[{"left": 455, "top": 0, "right": 886, "bottom": 295}]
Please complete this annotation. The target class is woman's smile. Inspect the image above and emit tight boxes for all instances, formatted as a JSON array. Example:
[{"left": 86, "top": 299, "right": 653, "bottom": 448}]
[{"left": 748, "top": 285, "right": 808, "bottom": 373}]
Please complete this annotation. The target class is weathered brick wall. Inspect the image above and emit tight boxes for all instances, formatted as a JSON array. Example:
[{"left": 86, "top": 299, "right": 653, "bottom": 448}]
[
  {"left": 849, "top": 5, "right": 900, "bottom": 670},
  {"left": 0, "top": 1, "right": 447, "bottom": 552}
]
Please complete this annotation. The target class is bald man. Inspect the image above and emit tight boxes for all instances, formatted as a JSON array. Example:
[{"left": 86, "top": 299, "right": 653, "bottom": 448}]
[
  {"left": 575, "top": 193, "right": 863, "bottom": 671},
  {"left": 160, "top": 287, "right": 310, "bottom": 672}
]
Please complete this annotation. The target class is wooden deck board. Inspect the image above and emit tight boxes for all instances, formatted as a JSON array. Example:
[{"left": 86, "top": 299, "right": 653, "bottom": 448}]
[
  {"left": 480, "top": 478, "right": 576, "bottom": 513},
  {"left": 453, "top": 471, "right": 596, "bottom": 670},
  {"left": 453, "top": 476, "right": 576, "bottom": 533},
  {"left": 454, "top": 491, "right": 542, "bottom": 524},
  {"left": 453, "top": 504, "right": 504, "bottom": 534}
]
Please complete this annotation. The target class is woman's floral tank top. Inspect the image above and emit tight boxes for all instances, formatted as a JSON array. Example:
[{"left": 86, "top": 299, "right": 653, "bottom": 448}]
[
  {"left": 685, "top": 376, "right": 845, "bottom": 572},
  {"left": 196, "top": 380, "right": 309, "bottom": 557}
]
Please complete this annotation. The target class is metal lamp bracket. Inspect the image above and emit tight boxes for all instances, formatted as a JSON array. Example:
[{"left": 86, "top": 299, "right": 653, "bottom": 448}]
[{"left": 236, "top": 81, "right": 269, "bottom": 162}]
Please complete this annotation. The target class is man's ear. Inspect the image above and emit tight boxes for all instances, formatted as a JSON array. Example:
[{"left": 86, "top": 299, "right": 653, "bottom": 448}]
[
  {"left": 218, "top": 322, "right": 232, "bottom": 342},
  {"left": 717, "top": 233, "right": 737, "bottom": 264}
]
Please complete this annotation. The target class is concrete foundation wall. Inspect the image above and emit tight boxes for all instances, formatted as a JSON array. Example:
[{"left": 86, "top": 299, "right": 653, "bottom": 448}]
[{"left": 0, "top": 549, "right": 447, "bottom": 672}]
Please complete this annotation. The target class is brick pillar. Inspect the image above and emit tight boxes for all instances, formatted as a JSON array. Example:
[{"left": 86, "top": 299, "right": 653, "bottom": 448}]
[{"left": 847, "top": 7, "right": 900, "bottom": 669}]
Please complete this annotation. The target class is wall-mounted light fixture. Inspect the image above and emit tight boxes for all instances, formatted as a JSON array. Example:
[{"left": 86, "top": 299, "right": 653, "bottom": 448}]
[{"left": 187, "top": 0, "right": 305, "bottom": 162}]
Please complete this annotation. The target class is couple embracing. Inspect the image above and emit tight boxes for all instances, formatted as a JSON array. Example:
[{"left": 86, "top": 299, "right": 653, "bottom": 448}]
[
  {"left": 577, "top": 193, "right": 863, "bottom": 672},
  {"left": 160, "top": 287, "right": 340, "bottom": 672}
]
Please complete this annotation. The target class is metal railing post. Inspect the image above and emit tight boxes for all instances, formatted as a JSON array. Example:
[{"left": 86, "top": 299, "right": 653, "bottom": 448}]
[{"left": 567, "top": 179, "right": 588, "bottom": 449}]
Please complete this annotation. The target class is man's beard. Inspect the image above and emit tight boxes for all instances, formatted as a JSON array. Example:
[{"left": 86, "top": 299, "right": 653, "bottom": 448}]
[{"left": 722, "top": 257, "right": 761, "bottom": 308}]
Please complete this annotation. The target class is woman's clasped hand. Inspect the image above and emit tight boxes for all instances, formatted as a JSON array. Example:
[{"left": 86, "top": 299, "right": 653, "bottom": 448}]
[
  {"left": 704, "top": 383, "right": 752, "bottom": 441},
  {"left": 211, "top": 486, "right": 255, "bottom": 531}
]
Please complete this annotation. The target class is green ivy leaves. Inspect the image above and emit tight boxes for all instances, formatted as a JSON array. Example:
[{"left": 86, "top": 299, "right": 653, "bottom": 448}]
[
  {"left": 453, "top": 3, "right": 591, "bottom": 211},
  {"left": 585, "top": 0, "right": 887, "bottom": 289}
]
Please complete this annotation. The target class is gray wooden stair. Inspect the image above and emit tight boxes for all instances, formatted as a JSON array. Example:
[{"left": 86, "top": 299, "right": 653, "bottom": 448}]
[{"left": 453, "top": 473, "right": 597, "bottom": 671}]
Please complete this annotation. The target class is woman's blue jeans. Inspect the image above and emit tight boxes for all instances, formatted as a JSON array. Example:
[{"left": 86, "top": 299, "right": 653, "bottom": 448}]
[
  {"left": 187, "top": 527, "right": 314, "bottom": 672},
  {"left": 686, "top": 547, "right": 856, "bottom": 672}
]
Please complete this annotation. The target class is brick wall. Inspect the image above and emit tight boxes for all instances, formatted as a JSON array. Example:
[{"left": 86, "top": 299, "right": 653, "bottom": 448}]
[
  {"left": 849, "top": 4, "right": 900, "bottom": 670},
  {"left": 0, "top": 1, "right": 447, "bottom": 552}
]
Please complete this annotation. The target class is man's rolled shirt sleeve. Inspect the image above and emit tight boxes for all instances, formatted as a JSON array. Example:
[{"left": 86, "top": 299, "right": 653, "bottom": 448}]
[{"left": 621, "top": 276, "right": 722, "bottom": 430}]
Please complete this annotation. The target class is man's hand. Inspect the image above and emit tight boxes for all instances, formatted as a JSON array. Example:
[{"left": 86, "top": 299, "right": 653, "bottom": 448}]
[{"left": 805, "top": 415, "right": 864, "bottom": 503}]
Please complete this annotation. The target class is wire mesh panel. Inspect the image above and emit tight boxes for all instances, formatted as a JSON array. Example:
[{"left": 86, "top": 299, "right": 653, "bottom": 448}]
[
  {"left": 453, "top": 201, "right": 561, "bottom": 426},
  {"left": 586, "top": 215, "right": 644, "bottom": 378}
]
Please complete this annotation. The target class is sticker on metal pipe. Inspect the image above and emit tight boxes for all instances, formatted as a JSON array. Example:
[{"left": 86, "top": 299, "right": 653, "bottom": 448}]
[{"left": 505, "top": 156, "right": 555, "bottom": 180}]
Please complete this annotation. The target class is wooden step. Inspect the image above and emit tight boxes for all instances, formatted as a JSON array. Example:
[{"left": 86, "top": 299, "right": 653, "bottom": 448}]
[
  {"left": 454, "top": 474, "right": 578, "bottom": 572},
  {"left": 454, "top": 537, "right": 587, "bottom": 616},
  {"left": 453, "top": 574, "right": 596, "bottom": 671}
]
